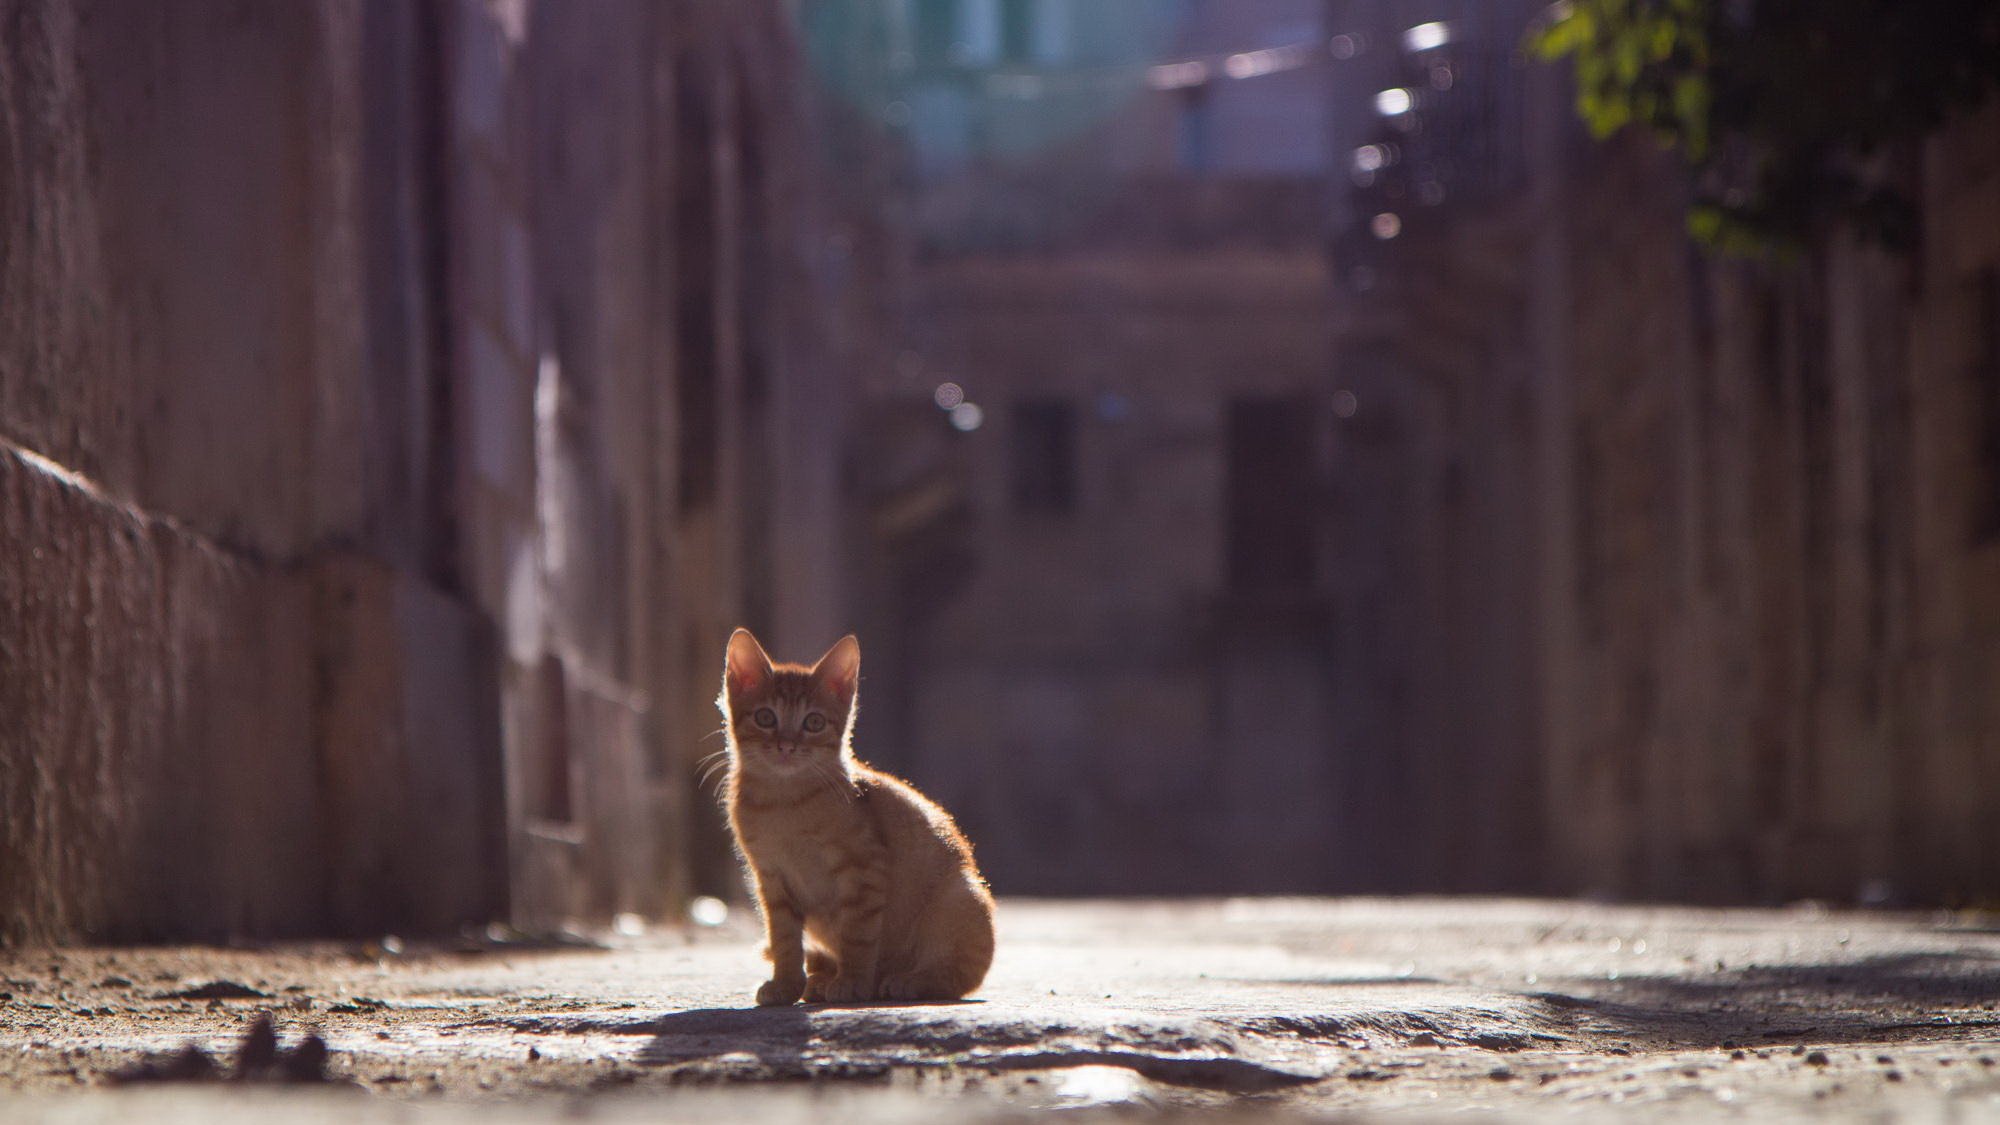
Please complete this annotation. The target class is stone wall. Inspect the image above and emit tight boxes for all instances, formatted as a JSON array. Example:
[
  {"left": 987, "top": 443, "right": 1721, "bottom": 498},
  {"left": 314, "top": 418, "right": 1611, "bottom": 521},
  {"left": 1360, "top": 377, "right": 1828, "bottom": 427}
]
[
  {"left": 1528, "top": 103, "right": 2000, "bottom": 904},
  {"left": 1346, "top": 69, "right": 2000, "bottom": 904},
  {"left": 0, "top": 0, "right": 851, "bottom": 943}
]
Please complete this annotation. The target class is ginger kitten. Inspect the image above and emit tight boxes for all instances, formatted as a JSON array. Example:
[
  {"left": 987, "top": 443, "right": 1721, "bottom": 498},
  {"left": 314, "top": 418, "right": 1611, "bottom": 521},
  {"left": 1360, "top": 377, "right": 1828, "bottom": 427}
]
[{"left": 718, "top": 628, "right": 995, "bottom": 1005}]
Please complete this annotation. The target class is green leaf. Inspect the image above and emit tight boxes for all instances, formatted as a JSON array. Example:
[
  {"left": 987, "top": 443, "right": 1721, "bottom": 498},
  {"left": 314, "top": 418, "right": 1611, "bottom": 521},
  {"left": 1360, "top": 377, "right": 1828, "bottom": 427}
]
[
  {"left": 1672, "top": 76, "right": 1710, "bottom": 155},
  {"left": 1686, "top": 205, "right": 1724, "bottom": 244}
]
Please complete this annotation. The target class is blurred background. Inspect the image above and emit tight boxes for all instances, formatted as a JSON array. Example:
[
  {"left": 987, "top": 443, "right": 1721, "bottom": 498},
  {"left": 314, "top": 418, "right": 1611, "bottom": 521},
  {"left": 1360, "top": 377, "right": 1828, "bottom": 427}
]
[{"left": 2, "top": 0, "right": 1997, "bottom": 945}]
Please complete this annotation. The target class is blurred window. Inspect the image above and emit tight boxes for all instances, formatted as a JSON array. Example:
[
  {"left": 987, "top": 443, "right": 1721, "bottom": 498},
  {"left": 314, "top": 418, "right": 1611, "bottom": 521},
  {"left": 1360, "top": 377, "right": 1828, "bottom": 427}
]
[
  {"left": 1975, "top": 267, "right": 2000, "bottom": 544},
  {"left": 532, "top": 656, "right": 575, "bottom": 824},
  {"left": 675, "top": 62, "right": 718, "bottom": 514},
  {"left": 884, "top": 0, "right": 916, "bottom": 63},
  {"left": 955, "top": 0, "right": 1002, "bottom": 65},
  {"left": 910, "top": 86, "right": 973, "bottom": 175},
  {"left": 1000, "top": 0, "right": 1034, "bottom": 60},
  {"left": 1029, "top": 0, "right": 1070, "bottom": 63},
  {"left": 1176, "top": 86, "right": 1213, "bottom": 174},
  {"left": 1226, "top": 397, "right": 1317, "bottom": 590},
  {"left": 1010, "top": 398, "right": 1077, "bottom": 513},
  {"left": 916, "top": 1, "right": 955, "bottom": 62}
]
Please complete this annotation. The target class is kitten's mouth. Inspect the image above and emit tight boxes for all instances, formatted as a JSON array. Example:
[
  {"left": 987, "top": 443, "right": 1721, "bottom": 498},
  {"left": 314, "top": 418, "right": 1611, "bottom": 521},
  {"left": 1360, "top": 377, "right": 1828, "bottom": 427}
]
[{"left": 751, "top": 743, "right": 812, "bottom": 768}]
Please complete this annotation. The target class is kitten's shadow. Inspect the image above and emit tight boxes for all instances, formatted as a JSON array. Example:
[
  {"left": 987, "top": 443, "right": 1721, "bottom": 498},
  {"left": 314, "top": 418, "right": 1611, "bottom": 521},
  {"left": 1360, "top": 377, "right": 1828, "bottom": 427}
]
[
  {"left": 636, "top": 1006, "right": 812, "bottom": 1071},
  {"left": 804, "top": 998, "right": 988, "bottom": 1010},
  {"left": 636, "top": 999, "right": 988, "bottom": 1072}
]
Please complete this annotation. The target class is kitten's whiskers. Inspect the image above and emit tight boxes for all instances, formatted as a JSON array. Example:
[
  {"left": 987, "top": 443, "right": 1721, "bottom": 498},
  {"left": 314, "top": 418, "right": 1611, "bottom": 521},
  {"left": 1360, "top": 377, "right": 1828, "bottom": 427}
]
[
  {"left": 806, "top": 758, "right": 855, "bottom": 804},
  {"left": 695, "top": 746, "right": 731, "bottom": 780}
]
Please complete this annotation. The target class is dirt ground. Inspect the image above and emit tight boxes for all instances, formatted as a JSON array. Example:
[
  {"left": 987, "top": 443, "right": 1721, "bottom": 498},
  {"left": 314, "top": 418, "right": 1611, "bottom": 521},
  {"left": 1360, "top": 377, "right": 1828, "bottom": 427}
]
[{"left": 2, "top": 897, "right": 1998, "bottom": 1122}]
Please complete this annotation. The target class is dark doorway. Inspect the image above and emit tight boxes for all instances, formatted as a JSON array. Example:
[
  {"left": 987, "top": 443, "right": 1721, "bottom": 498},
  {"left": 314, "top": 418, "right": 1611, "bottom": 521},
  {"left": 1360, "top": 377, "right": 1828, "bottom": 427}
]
[{"left": 1226, "top": 397, "right": 1317, "bottom": 592}]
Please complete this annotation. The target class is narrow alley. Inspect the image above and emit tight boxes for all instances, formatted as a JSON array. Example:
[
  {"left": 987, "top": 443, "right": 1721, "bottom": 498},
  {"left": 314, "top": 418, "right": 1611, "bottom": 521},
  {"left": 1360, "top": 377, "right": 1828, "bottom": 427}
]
[{"left": 4, "top": 899, "right": 2000, "bottom": 1120}]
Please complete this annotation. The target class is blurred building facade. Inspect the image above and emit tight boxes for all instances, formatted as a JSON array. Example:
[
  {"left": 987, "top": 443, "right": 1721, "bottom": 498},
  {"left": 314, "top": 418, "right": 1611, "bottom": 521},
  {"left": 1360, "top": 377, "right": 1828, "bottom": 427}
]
[
  {"left": 825, "top": 0, "right": 2000, "bottom": 905},
  {"left": 0, "top": 0, "right": 857, "bottom": 943},
  {"left": 823, "top": 0, "right": 1358, "bottom": 893}
]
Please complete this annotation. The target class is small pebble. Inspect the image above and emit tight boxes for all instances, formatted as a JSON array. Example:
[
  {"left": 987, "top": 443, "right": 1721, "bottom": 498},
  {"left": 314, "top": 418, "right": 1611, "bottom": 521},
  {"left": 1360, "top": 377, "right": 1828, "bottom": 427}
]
[{"left": 1805, "top": 1051, "right": 1830, "bottom": 1067}]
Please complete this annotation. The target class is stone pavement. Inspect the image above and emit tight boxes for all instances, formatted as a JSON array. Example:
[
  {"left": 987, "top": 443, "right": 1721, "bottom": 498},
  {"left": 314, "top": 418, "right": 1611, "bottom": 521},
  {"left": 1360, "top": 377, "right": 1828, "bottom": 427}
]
[{"left": 2, "top": 898, "right": 1999, "bottom": 1121}]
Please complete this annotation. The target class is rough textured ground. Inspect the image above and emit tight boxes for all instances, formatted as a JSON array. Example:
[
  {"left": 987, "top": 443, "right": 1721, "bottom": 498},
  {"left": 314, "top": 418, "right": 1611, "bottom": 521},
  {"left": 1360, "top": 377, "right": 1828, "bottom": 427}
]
[{"left": 2, "top": 898, "right": 1999, "bottom": 1121}]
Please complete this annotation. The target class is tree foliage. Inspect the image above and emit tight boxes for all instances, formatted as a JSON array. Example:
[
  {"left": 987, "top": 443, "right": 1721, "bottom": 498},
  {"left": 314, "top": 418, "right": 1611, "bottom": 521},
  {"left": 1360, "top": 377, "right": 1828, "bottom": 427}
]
[{"left": 1531, "top": 0, "right": 2000, "bottom": 253}]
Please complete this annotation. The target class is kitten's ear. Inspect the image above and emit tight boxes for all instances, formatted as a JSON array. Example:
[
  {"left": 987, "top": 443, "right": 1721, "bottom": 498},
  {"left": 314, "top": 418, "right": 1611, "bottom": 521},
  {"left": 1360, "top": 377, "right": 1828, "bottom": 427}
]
[
  {"left": 811, "top": 634, "right": 861, "bottom": 703},
  {"left": 725, "top": 628, "right": 774, "bottom": 696}
]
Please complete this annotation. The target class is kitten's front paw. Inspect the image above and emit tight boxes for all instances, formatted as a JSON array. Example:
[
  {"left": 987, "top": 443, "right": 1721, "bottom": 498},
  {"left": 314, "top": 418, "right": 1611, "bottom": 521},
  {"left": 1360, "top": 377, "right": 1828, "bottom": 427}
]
[
  {"left": 755, "top": 976, "right": 804, "bottom": 1006},
  {"left": 803, "top": 971, "right": 835, "bottom": 1004},
  {"left": 817, "top": 974, "right": 872, "bottom": 1005},
  {"left": 876, "top": 973, "right": 929, "bottom": 1002}
]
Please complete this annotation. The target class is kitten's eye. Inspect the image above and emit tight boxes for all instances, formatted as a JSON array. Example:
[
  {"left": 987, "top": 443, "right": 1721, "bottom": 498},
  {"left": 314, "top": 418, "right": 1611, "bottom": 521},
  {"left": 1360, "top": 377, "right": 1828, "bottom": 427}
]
[
  {"left": 752, "top": 707, "right": 778, "bottom": 729},
  {"left": 803, "top": 713, "right": 827, "bottom": 733}
]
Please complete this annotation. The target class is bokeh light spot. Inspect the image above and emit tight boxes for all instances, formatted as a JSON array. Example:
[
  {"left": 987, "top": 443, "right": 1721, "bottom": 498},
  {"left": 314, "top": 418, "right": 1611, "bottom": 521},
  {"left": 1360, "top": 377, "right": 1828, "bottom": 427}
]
[
  {"left": 1374, "top": 87, "right": 1413, "bottom": 116},
  {"left": 1403, "top": 21, "right": 1451, "bottom": 52}
]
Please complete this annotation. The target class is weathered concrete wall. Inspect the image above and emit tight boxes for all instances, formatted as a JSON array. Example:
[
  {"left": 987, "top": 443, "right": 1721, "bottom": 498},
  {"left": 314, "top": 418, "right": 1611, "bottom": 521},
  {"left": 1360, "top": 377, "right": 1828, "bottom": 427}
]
[
  {"left": 0, "top": 0, "right": 391, "bottom": 943},
  {"left": 1521, "top": 104, "right": 2000, "bottom": 905},
  {"left": 1323, "top": 205, "right": 1548, "bottom": 895},
  {"left": 0, "top": 0, "right": 852, "bottom": 942},
  {"left": 0, "top": 446, "right": 317, "bottom": 944},
  {"left": 1350, "top": 77, "right": 2000, "bottom": 904}
]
